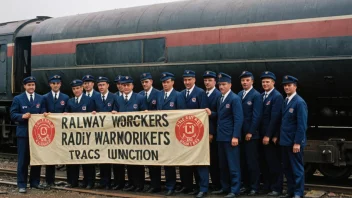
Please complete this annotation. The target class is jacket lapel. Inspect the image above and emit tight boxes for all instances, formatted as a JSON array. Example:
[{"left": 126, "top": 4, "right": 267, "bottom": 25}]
[
  {"left": 22, "top": 93, "right": 31, "bottom": 107},
  {"left": 284, "top": 95, "right": 297, "bottom": 114},
  {"left": 163, "top": 90, "right": 174, "bottom": 106}
]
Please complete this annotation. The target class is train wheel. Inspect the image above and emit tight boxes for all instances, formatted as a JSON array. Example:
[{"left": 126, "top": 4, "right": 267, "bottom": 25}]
[
  {"left": 304, "top": 163, "right": 317, "bottom": 178},
  {"left": 318, "top": 164, "right": 352, "bottom": 180}
]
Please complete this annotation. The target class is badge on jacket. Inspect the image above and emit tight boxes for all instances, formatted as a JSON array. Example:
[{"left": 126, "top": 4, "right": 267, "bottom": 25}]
[
  {"left": 22, "top": 106, "right": 28, "bottom": 109},
  {"left": 152, "top": 100, "right": 156, "bottom": 105},
  {"left": 170, "top": 102, "right": 174, "bottom": 107},
  {"left": 82, "top": 106, "right": 86, "bottom": 111},
  {"left": 289, "top": 108, "right": 294, "bottom": 113},
  {"left": 247, "top": 101, "right": 252, "bottom": 106},
  {"left": 226, "top": 104, "right": 230, "bottom": 108},
  {"left": 266, "top": 101, "right": 271, "bottom": 105},
  {"left": 133, "top": 104, "right": 138, "bottom": 109},
  {"left": 108, "top": 103, "right": 111, "bottom": 107},
  {"left": 36, "top": 104, "right": 40, "bottom": 108},
  {"left": 192, "top": 98, "right": 196, "bottom": 102},
  {"left": 60, "top": 100, "right": 65, "bottom": 106}
]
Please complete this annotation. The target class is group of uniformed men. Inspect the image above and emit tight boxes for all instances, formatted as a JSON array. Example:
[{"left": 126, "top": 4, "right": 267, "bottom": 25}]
[{"left": 10, "top": 69, "right": 307, "bottom": 198}]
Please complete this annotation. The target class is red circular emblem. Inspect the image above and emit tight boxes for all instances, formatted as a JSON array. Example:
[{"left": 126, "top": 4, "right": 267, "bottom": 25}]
[
  {"left": 175, "top": 115, "right": 204, "bottom": 147},
  {"left": 32, "top": 118, "right": 55, "bottom": 147}
]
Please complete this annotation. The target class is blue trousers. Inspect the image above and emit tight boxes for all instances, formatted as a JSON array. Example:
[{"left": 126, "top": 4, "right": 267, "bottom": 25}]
[
  {"left": 17, "top": 137, "right": 41, "bottom": 188},
  {"left": 241, "top": 139, "right": 260, "bottom": 191},
  {"left": 282, "top": 146, "right": 304, "bottom": 197},
  {"left": 260, "top": 143, "right": 283, "bottom": 192},
  {"left": 82, "top": 164, "right": 95, "bottom": 186},
  {"left": 164, "top": 166, "right": 176, "bottom": 190},
  {"left": 99, "top": 164, "right": 111, "bottom": 187},
  {"left": 218, "top": 141, "right": 241, "bottom": 194},
  {"left": 148, "top": 166, "right": 161, "bottom": 189}
]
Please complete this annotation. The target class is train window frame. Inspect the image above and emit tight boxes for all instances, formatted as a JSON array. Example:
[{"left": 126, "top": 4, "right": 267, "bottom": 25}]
[
  {"left": 75, "top": 38, "right": 166, "bottom": 66},
  {"left": 0, "top": 44, "right": 6, "bottom": 63}
]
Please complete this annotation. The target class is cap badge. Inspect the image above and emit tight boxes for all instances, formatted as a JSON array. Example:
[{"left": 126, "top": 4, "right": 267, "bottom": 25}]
[
  {"left": 126, "top": 76, "right": 129, "bottom": 79},
  {"left": 218, "top": 74, "right": 222, "bottom": 78},
  {"left": 265, "top": 71, "right": 268, "bottom": 74},
  {"left": 285, "top": 76, "right": 288, "bottom": 79},
  {"left": 73, "top": 80, "right": 76, "bottom": 83}
]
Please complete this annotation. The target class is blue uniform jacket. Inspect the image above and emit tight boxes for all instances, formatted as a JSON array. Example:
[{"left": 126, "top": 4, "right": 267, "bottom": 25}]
[
  {"left": 259, "top": 89, "right": 283, "bottom": 138},
  {"left": 157, "top": 89, "right": 186, "bottom": 110},
  {"left": 138, "top": 88, "right": 160, "bottom": 111},
  {"left": 10, "top": 93, "right": 45, "bottom": 137},
  {"left": 238, "top": 88, "right": 262, "bottom": 139},
  {"left": 42, "top": 92, "right": 69, "bottom": 113},
  {"left": 181, "top": 86, "right": 209, "bottom": 109},
  {"left": 211, "top": 91, "right": 243, "bottom": 142},
  {"left": 208, "top": 88, "right": 221, "bottom": 135},
  {"left": 91, "top": 92, "right": 118, "bottom": 112},
  {"left": 65, "top": 94, "right": 94, "bottom": 113},
  {"left": 116, "top": 92, "right": 147, "bottom": 112},
  {"left": 279, "top": 94, "right": 308, "bottom": 147}
]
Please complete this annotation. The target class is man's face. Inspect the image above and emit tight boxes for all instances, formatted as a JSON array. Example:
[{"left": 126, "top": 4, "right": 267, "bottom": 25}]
[
  {"left": 23, "top": 82, "right": 35, "bottom": 94},
  {"left": 115, "top": 82, "right": 123, "bottom": 92},
  {"left": 241, "top": 77, "right": 253, "bottom": 90},
  {"left": 218, "top": 82, "right": 231, "bottom": 94},
  {"left": 83, "top": 81, "right": 94, "bottom": 92},
  {"left": 162, "top": 79, "right": 174, "bottom": 92},
  {"left": 123, "top": 83, "right": 134, "bottom": 94},
  {"left": 72, "top": 86, "right": 83, "bottom": 97},
  {"left": 262, "top": 78, "right": 275, "bottom": 92},
  {"left": 183, "top": 77, "right": 195, "bottom": 89},
  {"left": 49, "top": 82, "right": 61, "bottom": 92},
  {"left": 97, "top": 82, "right": 109, "bottom": 94},
  {"left": 204, "top": 78, "right": 216, "bottom": 90},
  {"left": 141, "top": 79, "right": 153, "bottom": 91},
  {"left": 284, "top": 83, "right": 297, "bottom": 95}
]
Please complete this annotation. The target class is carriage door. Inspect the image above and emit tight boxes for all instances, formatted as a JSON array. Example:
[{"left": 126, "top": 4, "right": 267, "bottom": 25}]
[
  {"left": 0, "top": 44, "right": 6, "bottom": 94},
  {"left": 13, "top": 37, "right": 31, "bottom": 93}
]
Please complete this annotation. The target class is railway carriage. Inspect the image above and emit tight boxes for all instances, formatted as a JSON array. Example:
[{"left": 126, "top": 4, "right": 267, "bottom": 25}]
[{"left": 1, "top": 0, "right": 352, "bottom": 179}]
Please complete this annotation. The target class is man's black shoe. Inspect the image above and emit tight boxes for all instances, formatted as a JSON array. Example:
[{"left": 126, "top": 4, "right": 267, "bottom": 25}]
[{"left": 165, "top": 190, "right": 174, "bottom": 196}]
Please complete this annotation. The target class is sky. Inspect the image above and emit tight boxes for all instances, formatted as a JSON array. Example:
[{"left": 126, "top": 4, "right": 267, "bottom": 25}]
[{"left": 1, "top": 0, "right": 183, "bottom": 23}]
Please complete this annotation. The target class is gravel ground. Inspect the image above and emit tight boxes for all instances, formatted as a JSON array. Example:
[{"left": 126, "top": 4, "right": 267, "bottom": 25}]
[{"left": 0, "top": 185, "right": 107, "bottom": 198}]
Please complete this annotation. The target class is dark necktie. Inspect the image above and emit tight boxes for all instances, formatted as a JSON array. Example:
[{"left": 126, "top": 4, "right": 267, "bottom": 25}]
[
  {"left": 87, "top": 93, "right": 90, "bottom": 97},
  {"left": 75, "top": 97, "right": 78, "bottom": 104},
  {"left": 30, "top": 94, "right": 34, "bottom": 104},
  {"left": 102, "top": 95, "right": 105, "bottom": 103},
  {"left": 206, "top": 91, "right": 209, "bottom": 96},
  {"left": 263, "top": 93, "right": 267, "bottom": 101},
  {"left": 145, "top": 91, "right": 148, "bottom": 100},
  {"left": 220, "top": 95, "right": 224, "bottom": 104},
  {"left": 242, "top": 91, "right": 246, "bottom": 100},
  {"left": 284, "top": 97, "right": 289, "bottom": 108},
  {"left": 186, "top": 90, "right": 190, "bottom": 98},
  {"left": 54, "top": 93, "right": 57, "bottom": 101},
  {"left": 164, "top": 93, "right": 167, "bottom": 101},
  {"left": 125, "top": 95, "right": 128, "bottom": 102}
]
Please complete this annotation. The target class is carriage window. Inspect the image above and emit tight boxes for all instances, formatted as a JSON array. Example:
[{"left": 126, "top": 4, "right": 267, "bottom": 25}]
[
  {"left": 76, "top": 38, "right": 166, "bottom": 65},
  {"left": 143, "top": 38, "right": 166, "bottom": 63},
  {"left": 0, "top": 45, "right": 6, "bottom": 62}
]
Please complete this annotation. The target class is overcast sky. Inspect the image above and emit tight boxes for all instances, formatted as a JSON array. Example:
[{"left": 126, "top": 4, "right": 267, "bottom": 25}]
[{"left": 1, "top": 0, "right": 183, "bottom": 23}]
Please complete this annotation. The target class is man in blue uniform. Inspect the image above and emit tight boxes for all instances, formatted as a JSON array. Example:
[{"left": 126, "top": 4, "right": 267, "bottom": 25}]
[
  {"left": 82, "top": 74, "right": 99, "bottom": 97},
  {"left": 178, "top": 70, "right": 209, "bottom": 198},
  {"left": 138, "top": 72, "right": 161, "bottom": 193},
  {"left": 237, "top": 71, "right": 262, "bottom": 196},
  {"left": 203, "top": 71, "right": 221, "bottom": 192},
  {"left": 91, "top": 76, "right": 118, "bottom": 189},
  {"left": 114, "top": 75, "right": 124, "bottom": 97},
  {"left": 258, "top": 71, "right": 283, "bottom": 196},
  {"left": 64, "top": 79, "right": 95, "bottom": 188},
  {"left": 41, "top": 75, "right": 69, "bottom": 188},
  {"left": 156, "top": 72, "right": 186, "bottom": 196},
  {"left": 10, "top": 76, "right": 45, "bottom": 193},
  {"left": 279, "top": 76, "right": 307, "bottom": 198},
  {"left": 206, "top": 72, "right": 243, "bottom": 198},
  {"left": 114, "top": 76, "right": 147, "bottom": 192}
]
